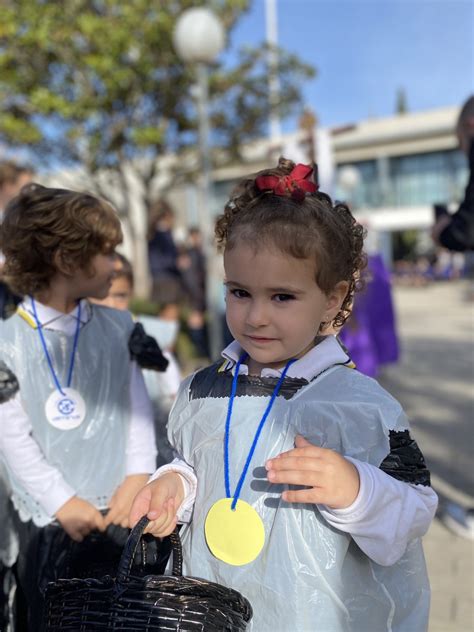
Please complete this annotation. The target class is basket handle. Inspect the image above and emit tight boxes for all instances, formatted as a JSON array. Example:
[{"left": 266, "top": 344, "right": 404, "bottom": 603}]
[{"left": 116, "top": 516, "right": 183, "bottom": 583}]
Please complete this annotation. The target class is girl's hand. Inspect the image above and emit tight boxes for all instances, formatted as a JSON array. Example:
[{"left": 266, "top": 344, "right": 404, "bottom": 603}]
[
  {"left": 55, "top": 497, "right": 106, "bottom": 542},
  {"left": 265, "top": 435, "right": 360, "bottom": 509},
  {"left": 105, "top": 474, "right": 151, "bottom": 528},
  {"left": 128, "top": 472, "right": 184, "bottom": 537}
]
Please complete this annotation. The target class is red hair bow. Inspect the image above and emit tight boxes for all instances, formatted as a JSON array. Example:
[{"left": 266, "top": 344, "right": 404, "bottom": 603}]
[{"left": 255, "top": 163, "right": 318, "bottom": 202}]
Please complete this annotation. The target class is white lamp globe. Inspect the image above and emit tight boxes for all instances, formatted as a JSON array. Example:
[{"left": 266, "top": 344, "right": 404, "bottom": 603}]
[
  {"left": 338, "top": 165, "right": 360, "bottom": 192},
  {"left": 173, "top": 8, "right": 225, "bottom": 64}
]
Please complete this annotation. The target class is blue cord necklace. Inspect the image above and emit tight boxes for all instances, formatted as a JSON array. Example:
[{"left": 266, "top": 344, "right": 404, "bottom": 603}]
[
  {"left": 224, "top": 354, "right": 296, "bottom": 509},
  {"left": 205, "top": 353, "right": 296, "bottom": 566},
  {"left": 31, "top": 297, "right": 86, "bottom": 430},
  {"left": 31, "top": 297, "right": 82, "bottom": 396}
]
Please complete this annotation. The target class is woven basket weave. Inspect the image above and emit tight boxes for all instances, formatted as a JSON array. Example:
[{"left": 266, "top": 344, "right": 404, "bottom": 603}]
[{"left": 44, "top": 517, "right": 252, "bottom": 631}]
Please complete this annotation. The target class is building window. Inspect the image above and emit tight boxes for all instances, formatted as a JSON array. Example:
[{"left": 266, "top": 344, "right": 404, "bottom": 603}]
[
  {"left": 390, "top": 150, "right": 467, "bottom": 206},
  {"left": 335, "top": 160, "right": 379, "bottom": 208},
  {"left": 337, "top": 150, "right": 467, "bottom": 209}
]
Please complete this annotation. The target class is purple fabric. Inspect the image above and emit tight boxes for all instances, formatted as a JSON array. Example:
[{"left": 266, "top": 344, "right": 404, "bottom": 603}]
[{"left": 340, "top": 254, "right": 399, "bottom": 377}]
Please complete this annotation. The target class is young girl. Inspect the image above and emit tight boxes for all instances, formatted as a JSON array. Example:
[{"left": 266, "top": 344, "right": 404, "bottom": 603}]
[
  {"left": 130, "top": 159, "right": 438, "bottom": 632},
  {"left": 0, "top": 184, "right": 157, "bottom": 628}
]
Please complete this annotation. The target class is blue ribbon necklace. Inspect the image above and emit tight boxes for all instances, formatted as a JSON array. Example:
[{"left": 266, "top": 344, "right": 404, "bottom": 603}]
[
  {"left": 30, "top": 296, "right": 82, "bottom": 395},
  {"left": 224, "top": 353, "right": 296, "bottom": 509},
  {"left": 205, "top": 353, "right": 296, "bottom": 566},
  {"left": 31, "top": 297, "right": 86, "bottom": 430}
]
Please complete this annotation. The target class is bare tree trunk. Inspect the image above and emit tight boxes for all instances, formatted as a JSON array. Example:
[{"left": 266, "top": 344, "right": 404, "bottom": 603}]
[
  {"left": 130, "top": 203, "right": 150, "bottom": 299},
  {"left": 113, "top": 163, "right": 149, "bottom": 298}
]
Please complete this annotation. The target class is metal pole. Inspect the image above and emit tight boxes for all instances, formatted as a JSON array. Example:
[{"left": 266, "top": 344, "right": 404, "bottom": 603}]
[
  {"left": 265, "top": 0, "right": 281, "bottom": 145},
  {"left": 196, "top": 62, "right": 222, "bottom": 361},
  {"left": 197, "top": 63, "right": 211, "bottom": 226}
]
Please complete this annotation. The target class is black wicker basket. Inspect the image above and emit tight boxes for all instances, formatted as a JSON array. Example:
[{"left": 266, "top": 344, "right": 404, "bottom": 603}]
[{"left": 44, "top": 517, "right": 253, "bottom": 631}]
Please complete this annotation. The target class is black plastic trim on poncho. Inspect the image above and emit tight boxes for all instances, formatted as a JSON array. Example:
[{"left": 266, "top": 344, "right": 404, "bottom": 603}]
[
  {"left": 379, "top": 430, "right": 431, "bottom": 486},
  {"left": 0, "top": 280, "right": 22, "bottom": 321},
  {"left": 128, "top": 322, "right": 169, "bottom": 372},
  {"left": 0, "top": 361, "right": 19, "bottom": 403},
  {"left": 189, "top": 362, "right": 308, "bottom": 401}
]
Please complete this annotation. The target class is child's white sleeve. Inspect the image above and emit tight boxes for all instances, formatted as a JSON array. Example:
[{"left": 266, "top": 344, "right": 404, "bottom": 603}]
[
  {"left": 318, "top": 458, "right": 438, "bottom": 566},
  {"left": 159, "top": 351, "right": 182, "bottom": 399},
  {"left": 0, "top": 394, "right": 76, "bottom": 518},
  {"left": 148, "top": 458, "right": 197, "bottom": 524},
  {"left": 126, "top": 360, "right": 157, "bottom": 475}
]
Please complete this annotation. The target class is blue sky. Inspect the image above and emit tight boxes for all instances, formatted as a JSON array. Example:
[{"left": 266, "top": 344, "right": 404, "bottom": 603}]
[{"left": 224, "top": 0, "right": 473, "bottom": 130}]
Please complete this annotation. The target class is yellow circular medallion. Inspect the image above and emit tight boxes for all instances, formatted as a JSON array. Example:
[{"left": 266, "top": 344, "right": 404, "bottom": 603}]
[{"left": 205, "top": 497, "right": 265, "bottom": 566}]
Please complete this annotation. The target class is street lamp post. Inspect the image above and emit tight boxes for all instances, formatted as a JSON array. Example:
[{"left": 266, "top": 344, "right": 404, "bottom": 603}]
[
  {"left": 338, "top": 165, "right": 360, "bottom": 207},
  {"left": 173, "top": 8, "right": 225, "bottom": 361}
]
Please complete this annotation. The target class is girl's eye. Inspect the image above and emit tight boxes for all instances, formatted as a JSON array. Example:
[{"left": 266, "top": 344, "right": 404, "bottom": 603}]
[
  {"left": 274, "top": 293, "right": 295, "bottom": 302},
  {"left": 229, "top": 288, "right": 250, "bottom": 299}
]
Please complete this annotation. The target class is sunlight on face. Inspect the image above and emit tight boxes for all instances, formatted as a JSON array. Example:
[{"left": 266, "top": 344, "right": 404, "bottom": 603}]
[{"left": 224, "top": 242, "right": 347, "bottom": 375}]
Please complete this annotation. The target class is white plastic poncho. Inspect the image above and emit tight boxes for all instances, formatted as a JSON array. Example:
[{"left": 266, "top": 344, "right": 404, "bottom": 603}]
[
  {"left": 168, "top": 362, "right": 430, "bottom": 632},
  {"left": 0, "top": 304, "right": 134, "bottom": 538}
]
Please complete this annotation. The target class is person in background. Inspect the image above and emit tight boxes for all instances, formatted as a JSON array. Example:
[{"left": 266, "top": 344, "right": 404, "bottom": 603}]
[
  {"left": 339, "top": 252, "right": 399, "bottom": 378},
  {"left": 0, "top": 161, "right": 33, "bottom": 320},
  {"left": 432, "top": 94, "right": 474, "bottom": 540},
  {"left": 95, "top": 252, "right": 181, "bottom": 467},
  {"left": 0, "top": 184, "right": 156, "bottom": 629},
  {"left": 147, "top": 199, "right": 184, "bottom": 322},
  {"left": 0, "top": 161, "right": 33, "bottom": 212},
  {"left": 432, "top": 95, "right": 474, "bottom": 254},
  {"left": 130, "top": 158, "right": 437, "bottom": 632},
  {"left": 178, "top": 227, "right": 209, "bottom": 358}
]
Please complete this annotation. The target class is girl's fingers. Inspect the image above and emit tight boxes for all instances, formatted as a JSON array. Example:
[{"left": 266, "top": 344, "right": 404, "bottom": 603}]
[
  {"left": 145, "top": 512, "right": 177, "bottom": 537},
  {"left": 294, "top": 435, "right": 313, "bottom": 448},
  {"left": 104, "top": 505, "right": 120, "bottom": 527},
  {"left": 268, "top": 444, "right": 325, "bottom": 464},
  {"left": 106, "top": 510, "right": 126, "bottom": 527},
  {"left": 266, "top": 456, "right": 324, "bottom": 473},
  {"left": 129, "top": 486, "right": 153, "bottom": 527},
  {"left": 144, "top": 498, "right": 176, "bottom": 536},
  {"left": 144, "top": 515, "right": 167, "bottom": 535},
  {"left": 145, "top": 503, "right": 169, "bottom": 527},
  {"left": 156, "top": 499, "right": 176, "bottom": 535},
  {"left": 158, "top": 516, "right": 177, "bottom": 537},
  {"left": 165, "top": 517, "right": 178, "bottom": 537},
  {"left": 148, "top": 485, "right": 176, "bottom": 516},
  {"left": 282, "top": 488, "right": 324, "bottom": 504},
  {"left": 267, "top": 468, "right": 320, "bottom": 487},
  {"left": 94, "top": 512, "right": 107, "bottom": 532}
]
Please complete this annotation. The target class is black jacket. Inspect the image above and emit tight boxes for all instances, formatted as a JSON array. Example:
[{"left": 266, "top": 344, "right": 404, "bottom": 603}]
[{"left": 439, "top": 141, "right": 474, "bottom": 251}]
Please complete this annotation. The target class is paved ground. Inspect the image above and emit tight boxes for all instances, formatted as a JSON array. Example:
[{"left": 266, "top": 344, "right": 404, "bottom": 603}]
[{"left": 379, "top": 280, "right": 474, "bottom": 632}]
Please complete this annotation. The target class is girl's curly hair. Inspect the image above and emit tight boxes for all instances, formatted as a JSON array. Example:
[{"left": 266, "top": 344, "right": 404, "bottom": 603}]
[
  {"left": 0, "top": 183, "right": 122, "bottom": 296},
  {"left": 215, "top": 157, "right": 367, "bottom": 330}
]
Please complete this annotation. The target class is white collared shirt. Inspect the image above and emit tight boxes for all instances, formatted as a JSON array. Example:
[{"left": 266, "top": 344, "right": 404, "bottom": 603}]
[{"left": 219, "top": 335, "right": 352, "bottom": 379}]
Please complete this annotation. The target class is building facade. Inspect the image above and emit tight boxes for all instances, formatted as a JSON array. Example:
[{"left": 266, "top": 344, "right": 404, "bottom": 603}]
[{"left": 180, "top": 104, "right": 467, "bottom": 266}]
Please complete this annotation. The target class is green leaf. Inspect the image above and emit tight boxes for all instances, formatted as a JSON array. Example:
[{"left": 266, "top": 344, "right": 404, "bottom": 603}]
[{"left": 0, "top": 0, "right": 316, "bottom": 206}]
